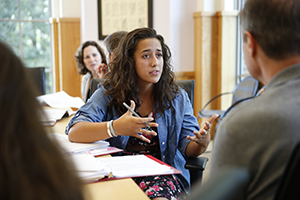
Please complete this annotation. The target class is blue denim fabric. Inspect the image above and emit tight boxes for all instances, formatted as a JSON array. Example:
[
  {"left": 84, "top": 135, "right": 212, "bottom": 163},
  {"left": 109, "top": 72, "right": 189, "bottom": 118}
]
[{"left": 65, "top": 85, "right": 200, "bottom": 192}]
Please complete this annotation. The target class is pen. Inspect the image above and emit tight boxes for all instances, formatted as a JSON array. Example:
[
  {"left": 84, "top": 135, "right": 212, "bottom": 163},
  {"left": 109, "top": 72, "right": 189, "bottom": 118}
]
[{"left": 123, "top": 102, "right": 153, "bottom": 131}]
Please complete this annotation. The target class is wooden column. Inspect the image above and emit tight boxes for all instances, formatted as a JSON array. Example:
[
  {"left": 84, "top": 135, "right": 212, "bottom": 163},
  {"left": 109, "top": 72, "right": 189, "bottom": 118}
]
[
  {"left": 51, "top": 18, "right": 81, "bottom": 97},
  {"left": 217, "top": 11, "right": 238, "bottom": 110},
  {"left": 193, "top": 12, "right": 220, "bottom": 123},
  {"left": 194, "top": 11, "right": 238, "bottom": 139}
]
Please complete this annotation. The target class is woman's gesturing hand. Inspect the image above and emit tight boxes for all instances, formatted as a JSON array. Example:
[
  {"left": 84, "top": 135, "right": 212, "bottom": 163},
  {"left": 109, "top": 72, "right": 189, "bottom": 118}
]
[{"left": 113, "top": 100, "right": 158, "bottom": 143}]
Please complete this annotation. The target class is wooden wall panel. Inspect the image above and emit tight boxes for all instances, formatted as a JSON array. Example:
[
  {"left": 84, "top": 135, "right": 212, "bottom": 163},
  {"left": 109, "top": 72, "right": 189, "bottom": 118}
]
[
  {"left": 193, "top": 12, "right": 220, "bottom": 123},
  {"left": 194, "top": 11, "right": 238, "bottom": 139},
  {"left": 217, "top": 11, "right": 238, "bottom": 110},
  {"left": 175, "top": 71, "right": 195, "bottom": 81},
  {"left": 57, "top": 18, "right": 81, "bottom": 98},
  {"left": 50, "top": 18, "right": 82, "bottom": 98}
]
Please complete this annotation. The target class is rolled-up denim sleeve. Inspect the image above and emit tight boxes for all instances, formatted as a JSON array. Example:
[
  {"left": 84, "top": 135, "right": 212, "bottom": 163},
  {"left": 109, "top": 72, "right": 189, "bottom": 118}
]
[
  {"left": 178, "top": 89, "right": 200, "bottom": 156},
  {"left": 65, "top": 86, "right": 110, "bottom": 135}
]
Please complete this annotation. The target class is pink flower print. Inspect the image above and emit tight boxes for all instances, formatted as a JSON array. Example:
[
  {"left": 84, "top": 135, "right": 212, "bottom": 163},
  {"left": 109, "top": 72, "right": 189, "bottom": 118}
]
[
  {"left": 167, "top": 181, "right": 175, "bottom": 190},
  {"left": 146, "top": 190, "right": 154, "bottom": 196},
  {"left": 153, "top": 185, "right": 160, "bottom": 191},
  {"left": 139, "top": 182, "right": 147, "bottom": 190}
]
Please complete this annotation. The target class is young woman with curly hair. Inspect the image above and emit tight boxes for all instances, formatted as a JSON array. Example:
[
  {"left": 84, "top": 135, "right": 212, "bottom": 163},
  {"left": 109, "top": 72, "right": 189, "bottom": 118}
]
[{"left": 67, "top": 27, "right": 218, "bottom": 200}]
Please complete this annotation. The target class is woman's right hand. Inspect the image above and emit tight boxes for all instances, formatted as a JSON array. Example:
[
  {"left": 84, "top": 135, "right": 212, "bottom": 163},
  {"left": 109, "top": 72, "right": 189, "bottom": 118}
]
[
  {"left": 113, "top": 100, "right": 158, "bottom": 143},
  {"left": 96, "top": 63, "right": 108, "bottom": 78}
]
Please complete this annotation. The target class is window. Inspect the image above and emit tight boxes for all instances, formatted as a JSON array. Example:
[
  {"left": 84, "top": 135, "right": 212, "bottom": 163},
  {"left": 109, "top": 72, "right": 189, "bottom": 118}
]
[
  {"left": 235, "top": 0, "right": 249, "bottom": 83},
  {"left": 0, "top": 0, "right": 52, "bottom": 94}
]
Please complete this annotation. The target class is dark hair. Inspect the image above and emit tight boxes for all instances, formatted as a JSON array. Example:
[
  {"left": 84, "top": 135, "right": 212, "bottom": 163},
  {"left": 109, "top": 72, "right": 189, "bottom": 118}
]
[
  {"left": 103, "top": 31, "right": 128, "bottom": 56},
  {"left": 75, "top": 40, "right": 107, "bottom": 75},
  {"left": 240, "top": 0, "right": 300, "bottom": 60},
  {"left": 0, "top": 41, "right": 84, "bottom": 200},
  {"left": 104, "top": 27, "right": 179, "bottom": 117}
]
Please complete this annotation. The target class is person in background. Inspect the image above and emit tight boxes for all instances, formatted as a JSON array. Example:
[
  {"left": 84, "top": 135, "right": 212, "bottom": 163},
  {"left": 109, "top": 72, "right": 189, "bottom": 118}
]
[
  {"left": 209, "top": 0, "right": 300, "bottom": 199},
  {"left": 75, "top": 40, "right": 107, "bottom": 102},
  {"left": 103, "top": 31, "right": 128, "bottom": 64},
  {"left": 0, "top": 41, "right": 84, "bottom": 200},
  {"left": 66, "top": 27, "right": 218, "bottom": 200}
]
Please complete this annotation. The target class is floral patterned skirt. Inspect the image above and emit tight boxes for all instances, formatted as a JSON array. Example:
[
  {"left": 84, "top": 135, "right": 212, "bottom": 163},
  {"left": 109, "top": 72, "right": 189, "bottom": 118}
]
[{"left": 133, "top": 174, "right": 186, "bottom": 200}]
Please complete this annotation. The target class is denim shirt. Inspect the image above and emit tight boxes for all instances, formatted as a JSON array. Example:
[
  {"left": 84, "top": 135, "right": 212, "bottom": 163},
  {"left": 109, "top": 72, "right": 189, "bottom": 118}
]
[{"left": 65, "top": 85, "right": 200, "bottom": 192}]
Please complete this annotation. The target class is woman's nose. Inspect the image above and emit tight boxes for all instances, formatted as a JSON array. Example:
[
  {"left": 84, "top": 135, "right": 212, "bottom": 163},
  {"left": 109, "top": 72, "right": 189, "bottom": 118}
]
[{"left": 150, "top": 56, "right": 158, "bottom": 67}]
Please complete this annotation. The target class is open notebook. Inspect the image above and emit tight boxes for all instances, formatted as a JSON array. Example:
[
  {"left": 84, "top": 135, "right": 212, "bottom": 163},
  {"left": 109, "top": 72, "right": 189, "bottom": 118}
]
[{"left": 69, "top": 154, "right": 182, "bottom": 183}]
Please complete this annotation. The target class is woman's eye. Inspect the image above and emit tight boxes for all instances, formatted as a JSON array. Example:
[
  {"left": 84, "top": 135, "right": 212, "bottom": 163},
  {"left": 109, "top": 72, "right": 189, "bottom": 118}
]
[
  {"left": 157, "top": 53, "right": 163, "bottom": 58},
  {"left": 143, "top": 54, "right": 150, "bottom": 58}
]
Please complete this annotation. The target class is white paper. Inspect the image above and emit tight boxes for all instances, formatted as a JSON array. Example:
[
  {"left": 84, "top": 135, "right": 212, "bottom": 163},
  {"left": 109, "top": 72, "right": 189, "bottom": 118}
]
[
  {"left": 37, "top": 91, "right": 84, "bottom": 108},
  {"left": 49, "top": 133, "right": 109, "bottom": 154},
  {"left": 68, "top": 154, "right": 111, "bottom": 182}
]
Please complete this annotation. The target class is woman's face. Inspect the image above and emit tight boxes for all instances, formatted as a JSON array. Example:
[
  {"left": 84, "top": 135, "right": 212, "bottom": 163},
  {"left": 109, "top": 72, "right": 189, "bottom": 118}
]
[
  {"left": 83, "top": 45, "right": 103, "bottom": 73},
  {"left": 134, "top": 38, "right": 163, "bottom": 87}
]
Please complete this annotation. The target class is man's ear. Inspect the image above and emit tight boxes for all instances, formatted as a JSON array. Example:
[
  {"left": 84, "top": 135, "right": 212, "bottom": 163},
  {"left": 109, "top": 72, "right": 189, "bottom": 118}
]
[{"left": 243, "top": 30, "right": 257, "bottom": 57}]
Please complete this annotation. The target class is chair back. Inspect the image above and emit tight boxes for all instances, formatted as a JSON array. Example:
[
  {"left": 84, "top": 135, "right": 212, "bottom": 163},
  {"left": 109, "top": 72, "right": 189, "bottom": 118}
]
[
  {"left": 27, "top": 67, "right": 46, "bottom": 95},
  {"left": 177, "top": 80, "right": 195, "bottom": 108},
  {"left": 90, "top": 78, "right": 105, "bottom": 96},
  {"left": 231, "top": 76, "right": 259, "bottom": 105},
  {"left": 274, "top": 142, "right": 300, "bottom": 200},
  {"left": 187, "top": 167, "right": 251, "bottom": 200}
]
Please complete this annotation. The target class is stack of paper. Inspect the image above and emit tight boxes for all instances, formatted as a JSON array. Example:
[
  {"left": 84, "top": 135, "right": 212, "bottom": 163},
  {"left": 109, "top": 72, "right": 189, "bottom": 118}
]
[
  {"left": 37, "top": 91, "right": 85, "bottom": 109},
  {"left": 41, "top": 108, "right": 74, "bottom": 126},
  {"left": 37, "top": 91, "right": 84, "bottom": 126},
  {"left": 49, "top": 133, "right": 123, "bottom": 156},
  {"left": 68, "top": 154, "right": 111, "bottom": 182}
]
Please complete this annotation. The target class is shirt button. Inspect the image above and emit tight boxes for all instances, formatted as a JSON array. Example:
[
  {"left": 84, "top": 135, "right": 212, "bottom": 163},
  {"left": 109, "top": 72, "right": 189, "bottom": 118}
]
[
  {"left": 162, "top": 142, "right": 165, "bottom": 145},
  {"left": 163, "top": 155, "right": 165, "bottom": 159}
]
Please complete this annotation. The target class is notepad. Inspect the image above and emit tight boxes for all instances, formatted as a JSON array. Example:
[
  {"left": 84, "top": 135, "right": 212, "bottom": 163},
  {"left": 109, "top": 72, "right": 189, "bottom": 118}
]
[{"left": 68, "top": 154, "right": 182, "bottom": 183}]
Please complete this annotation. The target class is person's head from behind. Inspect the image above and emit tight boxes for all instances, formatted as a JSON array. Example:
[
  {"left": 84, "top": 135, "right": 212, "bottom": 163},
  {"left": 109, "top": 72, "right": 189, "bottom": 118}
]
[
  {"left": 240, "top": 0, "right": 300, "bottom": 81},
  {"left": 75, "top": 40, "right": 107, "bottom": 75},
  {"left": 106, "top": 27, "right": 177, "bottom": 116},
  {"left": 0, "top": 42, "right": 83, "bottom": 200},
  {"left": 103, "top": 31, "right": 127, "bottom": 63}
]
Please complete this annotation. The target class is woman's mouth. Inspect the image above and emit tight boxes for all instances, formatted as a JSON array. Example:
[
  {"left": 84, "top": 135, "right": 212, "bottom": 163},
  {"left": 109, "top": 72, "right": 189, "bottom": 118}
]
[{"left": 150, "top": 70, "right": 159, "bottom": 76}]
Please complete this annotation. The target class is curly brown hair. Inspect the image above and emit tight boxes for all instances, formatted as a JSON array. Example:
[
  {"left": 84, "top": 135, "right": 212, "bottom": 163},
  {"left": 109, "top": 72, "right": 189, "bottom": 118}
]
[
  {"left": 103, "top": 27, "right": 180, "bottom": 117},
  {"left": 74, "top": 40, "right": 107, "bottom": 75}
]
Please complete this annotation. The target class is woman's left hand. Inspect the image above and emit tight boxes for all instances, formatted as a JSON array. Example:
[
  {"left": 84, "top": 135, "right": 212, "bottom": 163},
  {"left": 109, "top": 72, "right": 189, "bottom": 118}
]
[{"left": 187, "top": 114, "right": 219, "bottom": 146}]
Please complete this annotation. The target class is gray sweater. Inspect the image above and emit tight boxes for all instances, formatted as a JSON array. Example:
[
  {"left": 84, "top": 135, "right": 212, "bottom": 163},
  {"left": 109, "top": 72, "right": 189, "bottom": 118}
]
[{"left": 210, "top": 63, "right": 300, "bottom": 200}]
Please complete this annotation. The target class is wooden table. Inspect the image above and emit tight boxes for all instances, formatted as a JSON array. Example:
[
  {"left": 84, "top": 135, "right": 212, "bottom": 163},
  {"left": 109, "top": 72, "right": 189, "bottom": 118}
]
[{"left": 47, "top": 114, "right": 150, "bottom": 200}]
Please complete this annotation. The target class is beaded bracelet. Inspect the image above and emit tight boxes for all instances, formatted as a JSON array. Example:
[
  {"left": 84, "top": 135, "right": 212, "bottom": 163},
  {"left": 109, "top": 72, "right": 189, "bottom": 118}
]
[
  {"left": 107, "top": 121, "right": 113, "bottom": 138},
  {"left": 109, "top": 120, "right": 118, "bottom": 137}
]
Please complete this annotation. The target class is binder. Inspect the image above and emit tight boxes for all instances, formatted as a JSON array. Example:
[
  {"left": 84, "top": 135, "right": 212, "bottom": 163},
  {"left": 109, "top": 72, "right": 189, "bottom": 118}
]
[{"left": 69, "top": 154, "right": 182, "bottom": 183}]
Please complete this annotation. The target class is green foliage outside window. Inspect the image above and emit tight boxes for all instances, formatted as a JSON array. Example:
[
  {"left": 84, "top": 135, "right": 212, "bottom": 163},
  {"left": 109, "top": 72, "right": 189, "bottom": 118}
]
[{"left": 0, "top": 0, "right": 52, "bottom": 94}]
